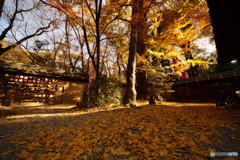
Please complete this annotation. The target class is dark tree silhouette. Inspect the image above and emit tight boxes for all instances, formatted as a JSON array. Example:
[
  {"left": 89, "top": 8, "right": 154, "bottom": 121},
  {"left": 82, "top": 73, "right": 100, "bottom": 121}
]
[{"left": 207, "top": 0, "right": 240, "bottom": 65}]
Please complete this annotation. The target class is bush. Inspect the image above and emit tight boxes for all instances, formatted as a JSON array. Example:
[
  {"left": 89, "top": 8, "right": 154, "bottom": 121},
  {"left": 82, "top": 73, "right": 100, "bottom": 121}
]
[{"left": 82, "top": 75, "right": 122, "bottom": 107}]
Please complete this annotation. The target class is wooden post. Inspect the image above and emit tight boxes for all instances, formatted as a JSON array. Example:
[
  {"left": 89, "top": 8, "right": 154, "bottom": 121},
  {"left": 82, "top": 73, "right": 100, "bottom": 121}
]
[
  {"left": 61, "top": 87, "right": 64, "bottom": 104},
  {"left": 2, "top": 75, "right": 12, "bottom": 106}
]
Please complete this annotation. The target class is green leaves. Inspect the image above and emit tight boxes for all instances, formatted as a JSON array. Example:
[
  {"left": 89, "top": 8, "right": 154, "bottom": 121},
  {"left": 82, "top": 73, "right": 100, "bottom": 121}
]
[{"left": 83, "top": 75, "right": 122, "bottom": 107}]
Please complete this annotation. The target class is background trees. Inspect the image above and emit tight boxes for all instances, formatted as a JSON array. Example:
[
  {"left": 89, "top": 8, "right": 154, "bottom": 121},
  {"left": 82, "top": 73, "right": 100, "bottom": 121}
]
[
  {"left": 124, "top": 0, "right": 214, "bottom": 104},
  {"left": 0, "top": 0, "right": 56, "bottom": 56},
  {"left": 0, "top": 0, "right": 216, "bottom": 106}
]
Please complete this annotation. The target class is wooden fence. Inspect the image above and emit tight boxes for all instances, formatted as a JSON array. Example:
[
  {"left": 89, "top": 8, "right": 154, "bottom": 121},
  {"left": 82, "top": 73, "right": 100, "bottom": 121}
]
[
  {"left": 0, "top": 60, "right": 88, "bottom": 106},
  {"left": 173, "top": 70, "right": 240, "bottom": 102}
]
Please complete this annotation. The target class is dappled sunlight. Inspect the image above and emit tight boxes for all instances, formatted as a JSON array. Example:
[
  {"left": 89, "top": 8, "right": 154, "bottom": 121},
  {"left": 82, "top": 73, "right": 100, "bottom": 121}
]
[
  {"left": 0, "top": 102, "right": 217, "bottom": 124},
  {"left": 0, "top": 0, "right": 239, "bottom": 158},
  {"left": 159, "top": 101, "right": 216, "bottom": 107},
  {"left": 1, "top": 112, "right": 89, "bottom": 123},
  {"left": 1, "top": 110, "right": 92, "bottom": 124},
  {"left": 136, "top": 100, "right": 216, "bottom": 107},
  {"left": 0, "top": 104, "right": 75, "bottom": 110},
  {"left": 0, "top": 104, "right": 130, "bottom": 123},
  {"left": 136, "top": 100, "right": 149, "bottom": 106},
  {"left": 1, "top": 103, "right": 239, "bottom": 159},
  {"left": 28, "top": 105, "right": 75, "bottom": 110},
  {"left": 5, "top": 112, "right": 85, "bottom": 119},
  {"left": 0, "top": 106, "right": 12, "bottom": 110}
]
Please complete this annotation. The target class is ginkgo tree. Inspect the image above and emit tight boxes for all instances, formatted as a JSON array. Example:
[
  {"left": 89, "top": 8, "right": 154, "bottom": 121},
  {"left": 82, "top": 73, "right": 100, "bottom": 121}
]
[{"left": 124, "top": 0, "right": 214, "bottom": 103}]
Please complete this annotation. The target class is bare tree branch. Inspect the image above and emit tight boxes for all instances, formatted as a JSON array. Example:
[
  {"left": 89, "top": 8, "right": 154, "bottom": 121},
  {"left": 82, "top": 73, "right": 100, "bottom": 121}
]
[
  {"left": 0, "top": 21, "right": 54, "bottom": 56},
  {"left": 0, "top": 0, "right": 5, "bottom": 18}
]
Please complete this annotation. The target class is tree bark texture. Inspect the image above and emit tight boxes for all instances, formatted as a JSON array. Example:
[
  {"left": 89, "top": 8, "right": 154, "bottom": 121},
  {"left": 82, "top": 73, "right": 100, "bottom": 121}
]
[
  {"left": 123, "top": 32, "right": 138, "bottom": 105},
  {"left": 123, "top": 0, "right": 139, "bottom": 106},
  {"left": 135, "top": 0, "right": 148, "bottom": 100},
  {"left": 136, "top": 37, "right": 148, "bottom": 100}
]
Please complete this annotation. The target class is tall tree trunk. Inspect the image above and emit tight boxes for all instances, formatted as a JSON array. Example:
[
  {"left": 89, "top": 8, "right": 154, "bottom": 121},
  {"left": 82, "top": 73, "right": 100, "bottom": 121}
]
[
  {"left": 94, "top": 0, "right": 103, "bottom": 97},
  {"left": 123, "top": 0, "right": 139, "bottom": 106},
  {"left": 96, "top": 19, "right": 101, "bottom": 82},
  {"left": 117, "top": 54, "right": 121, "bottom": 76},
  {"left": 136, "top": 0, "right": 148, "bottom": 100},
  {"left": 123, "top": 32, "right": 138, "bottom": 106},
  {"left": 136, "top": 38, "right": 148, "bottom": 100}
]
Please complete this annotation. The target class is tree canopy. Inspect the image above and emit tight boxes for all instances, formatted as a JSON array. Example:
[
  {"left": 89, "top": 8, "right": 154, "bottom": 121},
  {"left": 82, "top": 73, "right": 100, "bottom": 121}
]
[{"left": 0, "top": 0, "right": 216, "bottom": 106}]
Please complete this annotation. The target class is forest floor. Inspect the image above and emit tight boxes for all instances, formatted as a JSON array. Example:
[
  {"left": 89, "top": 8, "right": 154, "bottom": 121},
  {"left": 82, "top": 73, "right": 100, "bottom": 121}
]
[{"left": 0, "top": 101, "right": 239, "bottom": 160}]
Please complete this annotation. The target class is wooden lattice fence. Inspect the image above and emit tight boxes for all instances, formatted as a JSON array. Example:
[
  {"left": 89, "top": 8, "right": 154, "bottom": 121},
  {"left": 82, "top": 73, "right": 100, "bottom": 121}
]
[
  {"left": 0, "top": 60, "right": 88, "bottom": 106},
  {"left": 0, "top": 73, "right": 58, "bottom": 106}
]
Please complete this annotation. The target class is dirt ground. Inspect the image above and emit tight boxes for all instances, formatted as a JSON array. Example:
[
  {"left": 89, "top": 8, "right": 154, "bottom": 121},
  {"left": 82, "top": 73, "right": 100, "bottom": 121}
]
[{"left": 0, "top": 102, "right": 239, "bottom": 159}]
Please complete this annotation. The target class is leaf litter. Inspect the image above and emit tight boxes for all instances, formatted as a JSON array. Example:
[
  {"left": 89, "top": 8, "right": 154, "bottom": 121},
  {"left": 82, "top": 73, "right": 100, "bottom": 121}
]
[{"left": 0, "top": 102, "right": 239, "bottom": 159}]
